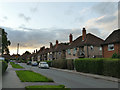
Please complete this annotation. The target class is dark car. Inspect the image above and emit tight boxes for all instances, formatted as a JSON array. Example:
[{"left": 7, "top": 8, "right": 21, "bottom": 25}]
[{"left": 27, "top": 61, "right": 31, "bottom": 65}]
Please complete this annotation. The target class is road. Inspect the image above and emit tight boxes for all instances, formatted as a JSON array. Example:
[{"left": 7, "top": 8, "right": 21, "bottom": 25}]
[{"left": 20, "top": 63, "right": 119, "bottom": 88}]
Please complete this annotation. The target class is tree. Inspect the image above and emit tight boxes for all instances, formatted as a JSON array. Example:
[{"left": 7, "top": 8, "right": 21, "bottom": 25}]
[{"left": 1, "top": 28, "right": 11, "bottom": 55}]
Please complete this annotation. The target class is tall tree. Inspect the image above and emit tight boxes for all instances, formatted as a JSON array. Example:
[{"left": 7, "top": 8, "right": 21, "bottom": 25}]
[{"left": 1, "top": 28, "right": 11, "bottom": 55}]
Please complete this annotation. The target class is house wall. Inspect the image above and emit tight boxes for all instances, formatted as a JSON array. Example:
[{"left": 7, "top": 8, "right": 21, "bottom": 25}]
[
  {"left": 66, "top": 46, "right": 102, "bottom": 59},
  {"left": 84, "top": 46, "right": 102, "bottom": 58},
  {"left": 66, "top": 47, "right": 79, "bottom": 59},
  {"left": 102, "top": 43, "right": 120, "bottom": 58}
]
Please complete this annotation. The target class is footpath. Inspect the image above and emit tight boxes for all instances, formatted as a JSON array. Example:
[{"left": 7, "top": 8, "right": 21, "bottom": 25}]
[{"left": 2, "top": 63, "right": 25, "bottom": 89}]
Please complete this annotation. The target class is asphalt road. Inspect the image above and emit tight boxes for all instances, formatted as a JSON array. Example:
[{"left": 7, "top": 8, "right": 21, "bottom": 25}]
[{"left": 20, "top": 63, "right": 119, "bottom": 88}]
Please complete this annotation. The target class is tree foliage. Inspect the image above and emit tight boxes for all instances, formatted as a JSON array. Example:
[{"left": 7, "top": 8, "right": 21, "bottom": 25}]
[{"left": 1, "top": 28, "right": 11, "bottom": 54}]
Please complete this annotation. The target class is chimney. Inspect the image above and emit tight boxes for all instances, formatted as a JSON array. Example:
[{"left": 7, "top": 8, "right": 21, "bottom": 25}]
[
  {"left": 50, "top": 42, "right": 53, "bottom": 48},
  {"left": 82, "top": 28, "right": 86, "bottom": 41},
  {"left": 69, "top": 33, "right": 73, "bottom": 43},
  {"left": 56, "top": 40, "right": 58, "bottom": 46}
]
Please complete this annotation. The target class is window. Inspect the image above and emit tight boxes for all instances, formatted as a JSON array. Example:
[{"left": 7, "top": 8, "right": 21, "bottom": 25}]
[
  {"left": 99, "top": 47, "right": 102, "bottom": 51},
  {"left": 67, "top": 49, "right": 71, "bottom": 55},
  {"left": 73, "top": 48, "right": 77, "bottom": 56},
  {"left": 90, "top": 45, "right": 94, "bottom": 50},
  {"left": 108, "top": 44, "right": 114, "bottom": 51}
]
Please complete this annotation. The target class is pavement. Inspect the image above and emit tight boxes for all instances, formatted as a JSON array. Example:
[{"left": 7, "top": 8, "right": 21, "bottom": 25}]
[
  {"left": 20, "top": 63, "right": 119, "bottom": 88},
  {"left": 2, "top": 63, "right": 25, "bottom": 88}
]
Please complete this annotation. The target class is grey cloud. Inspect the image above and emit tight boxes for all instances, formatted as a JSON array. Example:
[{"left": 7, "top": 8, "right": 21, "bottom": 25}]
[
  {"left": 19, "top": 13, "right": 31, "bottom": 22},
  {"left": 92, "top": 2, "right": 118, "bottom": 15},
  {"left": 3, "top": 16, "right": 8, "bottom": 20},
  {"left": 2, "top": 26, "right": 82, "bottom": 49}
]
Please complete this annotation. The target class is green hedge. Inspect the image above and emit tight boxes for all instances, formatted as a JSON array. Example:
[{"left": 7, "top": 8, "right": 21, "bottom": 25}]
[
  {"left": 75, "top": 58, "right": 120, "bottom": 78},
  {"left": 52, "top": 59, "right": 67, "bottom": 69},
  {"left": 67, "top": 59, "right": 74, "bottom": 70},
  {"left": 2, "top": 60, "right": 8, "bottom": 74}
]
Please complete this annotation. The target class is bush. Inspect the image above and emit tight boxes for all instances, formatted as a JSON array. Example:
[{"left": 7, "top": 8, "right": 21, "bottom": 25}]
[
  {"left": 103, "top": 59, "right": 120, "bottom": 78},
  {"left": 112, "top": 53, "right": 118, "bottom": 58},
  {"left": 46, "top": 61, "right": 52, "bottom": 67},
  {"left": 74, "top": 58, "right": 120, "bottom": 78},
  {"left": 75, "top": 58, "right": 103, "bottom": 75},
  {"left": 52, "top": 59, "right": 67, "bottom": 69},
  {"left": 2, "top": 60, "right": 8, "bottom": 74},
  {"left": 67, "top": 59, "right": 74, "bottom": 70}
]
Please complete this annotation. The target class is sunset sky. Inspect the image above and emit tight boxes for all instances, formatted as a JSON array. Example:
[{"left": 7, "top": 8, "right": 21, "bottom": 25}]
[{"left": 0, "top": 0, "right": 119, "bottom": 55}]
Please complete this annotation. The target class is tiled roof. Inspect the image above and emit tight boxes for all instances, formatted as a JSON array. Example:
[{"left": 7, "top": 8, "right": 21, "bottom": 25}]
[
  {"left": 103, "top": 29, "right": 120, "bottom": 45},
  {"left": 68, "top": 33, "right": 104, "bottom": 49}
]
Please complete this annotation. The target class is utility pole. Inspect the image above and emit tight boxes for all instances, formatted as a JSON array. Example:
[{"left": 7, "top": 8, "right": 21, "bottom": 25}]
[
  {"left": 17, "top": 43, "right": 19, "bottom": 55},
  {"left": 17, "top": 43, "right": 19, "bottom": 61}
]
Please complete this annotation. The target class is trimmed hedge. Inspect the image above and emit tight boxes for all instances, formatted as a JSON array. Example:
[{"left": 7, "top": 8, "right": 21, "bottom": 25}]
[
  {"left": 2, "top": 60, "right": 8, "bottom": 74},
  {"left": 67, "top": 59, "right": 74, "bottom": 70},
  {"left": 52, "top": 59, "right": 67, "bottom": 69},
  {"left": 75, "top": 58, "right": 120, "bottom": 78}
]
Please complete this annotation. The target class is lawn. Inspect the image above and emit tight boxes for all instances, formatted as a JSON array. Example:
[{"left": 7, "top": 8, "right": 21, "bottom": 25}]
[
  {"left": 25, "top": 85, "right": 70, "bottom": 90},
  {"left": 16, "top": 70, "right": 53, "bottom": 82},
  {"left": 10, "top": 62, "right": 24, "bottom": 69}
]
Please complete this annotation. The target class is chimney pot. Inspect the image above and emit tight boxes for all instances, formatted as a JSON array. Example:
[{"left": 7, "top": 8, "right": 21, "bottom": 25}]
[
  {"left": 56, "top": 40, "right": 58, "bottom": 46},
  {"left": 69, "top": 33, "right": 73, "bottom": 43},
  {"left": 82, "top": 28, "right": 86, "bottom": 41}
]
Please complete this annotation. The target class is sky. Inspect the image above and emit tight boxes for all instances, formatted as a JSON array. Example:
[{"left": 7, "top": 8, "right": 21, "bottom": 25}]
[{"left": 0, "top": 1, "right": 119, "bottom": 55}]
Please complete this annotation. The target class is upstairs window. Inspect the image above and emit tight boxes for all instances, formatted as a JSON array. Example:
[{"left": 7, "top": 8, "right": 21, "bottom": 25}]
[
  {"left": 90, "top": 45, "right": 94, "bottom": 50},
  {"left": 67, "top": 49, "right": 71, "bottom": 55},
  {"left": 108, "top": 44, "right": 114, "bottom": 51},
  {"left": 99, "top": 47, "right": 102, "bottom": 51}
]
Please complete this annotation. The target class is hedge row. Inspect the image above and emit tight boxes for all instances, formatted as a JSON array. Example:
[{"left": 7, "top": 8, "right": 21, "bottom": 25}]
[
  {"left": 75, "top": 58, "right": 120, "bottom": 78},
  {"left": 2, "top": 60, "right": 8, "bottom": 74},
  {"left": 51, "top": 59, "right": 74, "bottom": 70}
]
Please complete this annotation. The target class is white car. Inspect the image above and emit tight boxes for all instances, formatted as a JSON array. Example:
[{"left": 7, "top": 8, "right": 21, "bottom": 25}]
[{"left": 38, "top": 62, "right": 49, "bottom": 69}]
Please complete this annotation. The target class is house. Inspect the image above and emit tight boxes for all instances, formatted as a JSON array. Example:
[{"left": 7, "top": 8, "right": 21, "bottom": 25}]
[
  {"left": 47, "top": 41, "right": 68, "bottom": 60},
  {"left": 102, "top": 29, "right": 120, "bottom": 58},
  {"left": 66, "top": 28, "right": 104, "bottom": 59}
]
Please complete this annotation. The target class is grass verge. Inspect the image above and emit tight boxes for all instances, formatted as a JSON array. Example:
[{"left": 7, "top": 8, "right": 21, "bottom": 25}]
[
  {"left": 16, "top": 70, "right": 53, "bottom": 82},
  {"left": 10, "top": 62, "right": 24, "bottom": 69},
  {"left": 25, "top": 85, "right": 70, "bottom": 90}
]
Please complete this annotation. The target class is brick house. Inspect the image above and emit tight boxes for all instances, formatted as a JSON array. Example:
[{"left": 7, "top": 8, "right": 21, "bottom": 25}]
[
  {"left": 66, "top": 28, "right": 104, "bottom": 59},
  {"left": 102, "top": 29, "right": 120, "bottom": 58},
  {"left": 47, "top": 41, "right": 68, "bottom": 60}
]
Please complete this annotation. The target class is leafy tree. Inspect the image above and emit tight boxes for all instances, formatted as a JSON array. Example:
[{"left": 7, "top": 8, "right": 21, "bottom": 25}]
[{"left": 1, "top": 28, "right": 11, "bottom": 55}]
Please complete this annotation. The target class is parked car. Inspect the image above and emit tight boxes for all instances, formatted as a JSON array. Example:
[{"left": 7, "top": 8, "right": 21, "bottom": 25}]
[
  {"left": 27, "top": 61, "right": 31, "bottom": 65},
  {"left": 38, "top": 62, "right": 49, "bottom": 69},
  {"left": 31, "top": 61, "right": 38, "bottom": 66}
]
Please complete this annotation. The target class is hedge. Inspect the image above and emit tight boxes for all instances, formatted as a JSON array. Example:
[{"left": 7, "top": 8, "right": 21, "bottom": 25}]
[
  {"left": 67, "top": 59, "right": 74, "bottom": 70},
  {"left": 74, "top": 58, "right": 120, "bottom": 78},
  {"left": 52, "top": 59, "right": 67, "bottom": 69},
  {"left": 2, "top": 60, "right": 8, "bottom": 74}
]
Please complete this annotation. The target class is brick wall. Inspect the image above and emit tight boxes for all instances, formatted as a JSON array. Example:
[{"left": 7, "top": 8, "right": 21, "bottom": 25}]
[{"left": 103, "top": 43, "right": 120, "bottom": 58}]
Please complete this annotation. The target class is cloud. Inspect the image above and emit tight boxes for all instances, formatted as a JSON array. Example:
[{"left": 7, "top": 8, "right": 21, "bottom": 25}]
[
  {"left": 91, "top": 2, "right": 118, "bottom": 15},
  {"left": 19, "top": 13, "right": 31, "bottom": 22},
  {"left": 1, "top": 26, "right": 83, "bottom": 50},
  {"left": 3, "top": 16, "right": 8, "bottom": 20}
]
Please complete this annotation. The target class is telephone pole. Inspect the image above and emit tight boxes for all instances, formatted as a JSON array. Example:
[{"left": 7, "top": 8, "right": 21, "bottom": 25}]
[
  {"left": 17, "top": 43, "right": 19, "bottom": 61},
  {"left": 17, "top": 43, "right": 19, "bottom": 55}
]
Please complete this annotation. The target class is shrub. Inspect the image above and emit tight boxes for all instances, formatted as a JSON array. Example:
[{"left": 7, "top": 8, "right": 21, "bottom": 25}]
[
  {"left": 112, "top": 53, "right": 118, "bottom": 58},
  {"left": 74, "top": 58, "right": 120, "bottom": 78},
  {"left": 46, "top": 61, "right": 52, "bottom": 67},
  {"left": 75, "top": 58, "right": 103, "bottom": 75},
  {"left": 2, "top": 60, "right": 8, "bottom": 74},
  {"left": 52, "top": 59, "right": 67, "bottom": 69},
  {"left": 103, "top": 59, "right": 120, "bottom": 78},
  {"left": 67, "top": 59, "right": 74, "bottom": 70}
]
